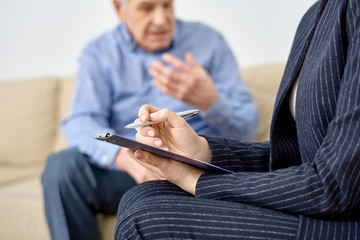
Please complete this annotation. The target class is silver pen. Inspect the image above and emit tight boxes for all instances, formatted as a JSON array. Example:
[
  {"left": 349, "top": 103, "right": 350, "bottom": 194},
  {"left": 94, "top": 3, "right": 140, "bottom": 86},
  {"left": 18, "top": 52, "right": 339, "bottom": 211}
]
[{"left": 124, "top": 109, "right": 200, "bottom": 129}]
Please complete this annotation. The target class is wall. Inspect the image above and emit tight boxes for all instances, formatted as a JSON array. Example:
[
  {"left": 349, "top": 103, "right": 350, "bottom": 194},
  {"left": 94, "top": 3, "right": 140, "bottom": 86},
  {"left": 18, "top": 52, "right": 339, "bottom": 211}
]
[{"left": 0, "top": 0, "right": 317, "bottom": 81}]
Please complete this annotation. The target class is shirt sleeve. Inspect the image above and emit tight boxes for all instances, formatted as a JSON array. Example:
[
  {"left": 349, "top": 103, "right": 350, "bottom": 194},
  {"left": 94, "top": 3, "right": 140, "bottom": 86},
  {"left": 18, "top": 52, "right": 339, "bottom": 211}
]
[
  {"left": 201, "top": 33, "right": 259, "bottom": 141},
  {"left": 196, "top": 5, "right": 360, "bottom": 218},
  {"left": 61, "top": 46, "right": 120, "bottom": 169}
]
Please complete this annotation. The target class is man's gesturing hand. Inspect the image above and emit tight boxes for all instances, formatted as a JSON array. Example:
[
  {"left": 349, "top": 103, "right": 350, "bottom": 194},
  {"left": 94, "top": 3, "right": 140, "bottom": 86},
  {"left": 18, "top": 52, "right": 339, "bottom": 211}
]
[{"left": 149, "top": 52, "right": 218, "bottom": 111}]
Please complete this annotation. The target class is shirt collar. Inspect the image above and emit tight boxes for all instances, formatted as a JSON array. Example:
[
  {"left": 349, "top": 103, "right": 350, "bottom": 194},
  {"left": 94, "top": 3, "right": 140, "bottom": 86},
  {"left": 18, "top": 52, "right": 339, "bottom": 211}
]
[{"left": 118, "top": 19, "right": 180, "bottom": 53}]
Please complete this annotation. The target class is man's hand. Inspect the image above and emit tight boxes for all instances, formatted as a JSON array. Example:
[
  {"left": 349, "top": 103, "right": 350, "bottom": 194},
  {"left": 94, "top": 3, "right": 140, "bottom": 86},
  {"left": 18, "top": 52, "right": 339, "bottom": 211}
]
[
  {"left": 115, "top": 147, "right": 162, "bottom": 184},
  {"left": 149, "top": 52, "right": 218, "bottom": 111}
]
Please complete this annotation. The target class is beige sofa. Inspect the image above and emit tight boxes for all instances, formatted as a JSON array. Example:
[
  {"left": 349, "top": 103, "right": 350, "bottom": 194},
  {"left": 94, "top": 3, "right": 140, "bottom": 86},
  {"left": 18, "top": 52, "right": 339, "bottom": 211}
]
[{"left": 0, "top": 62, "right": 285, "bottom": 240}]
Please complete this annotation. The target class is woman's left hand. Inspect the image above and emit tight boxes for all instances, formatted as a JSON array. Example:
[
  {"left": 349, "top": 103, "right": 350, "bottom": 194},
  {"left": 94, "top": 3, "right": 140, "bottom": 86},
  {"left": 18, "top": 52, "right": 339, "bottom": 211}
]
[{"left": 127, "top": 148, "right": 205, "bottom": 195}]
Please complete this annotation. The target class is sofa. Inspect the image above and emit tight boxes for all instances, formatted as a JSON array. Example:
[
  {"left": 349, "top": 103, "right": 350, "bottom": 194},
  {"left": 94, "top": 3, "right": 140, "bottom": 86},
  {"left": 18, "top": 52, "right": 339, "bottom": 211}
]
[{"left": 0, "top": 62, "right": 285, "bottom": 239}]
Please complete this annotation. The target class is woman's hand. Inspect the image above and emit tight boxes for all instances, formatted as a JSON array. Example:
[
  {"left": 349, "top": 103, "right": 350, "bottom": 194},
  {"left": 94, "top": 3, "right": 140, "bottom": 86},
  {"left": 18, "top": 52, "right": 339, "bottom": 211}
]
[
  {"left": 127, "top": 105, "right": 212, "bottom": 195},
  {"left": 115, "top": 148, "right": 163, "bottom": 184}
]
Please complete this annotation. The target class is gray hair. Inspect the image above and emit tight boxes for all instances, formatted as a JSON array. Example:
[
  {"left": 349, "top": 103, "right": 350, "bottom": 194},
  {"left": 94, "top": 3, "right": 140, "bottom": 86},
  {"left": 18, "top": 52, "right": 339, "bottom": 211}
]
[{"left": 117, "top": 0, "right": 128, "bottom": 6}]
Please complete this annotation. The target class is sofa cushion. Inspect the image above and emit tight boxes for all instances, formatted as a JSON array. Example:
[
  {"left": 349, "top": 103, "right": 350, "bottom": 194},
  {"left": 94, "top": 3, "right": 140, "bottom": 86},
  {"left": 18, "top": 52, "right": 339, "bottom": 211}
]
[
  {"left": 0, "top": 166, "right": 43, "bottom": 187},
  {"left": 0, "top": 77, "right": 59, "bottom": 166},
  {"left": 0, "top": 176, "right": 50, "bottom": 240},
  {"left": 0, "top": 172, "right": 116, "bottom": 240},
  {"left": 241, "top": 62, "right": 285, "bottom": 142},
  {"left": 97, "top": 214, "right": 117, "bottom": 240},
  {"left": 52, "top": 75, "right": 77, "bottom": 153}
]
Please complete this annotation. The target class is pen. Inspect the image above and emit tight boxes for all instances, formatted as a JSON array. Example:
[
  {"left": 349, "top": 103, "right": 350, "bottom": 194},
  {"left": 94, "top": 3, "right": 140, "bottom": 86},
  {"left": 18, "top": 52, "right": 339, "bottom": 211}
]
[{"left": 124, "top": 109, "right": 200, "bottom": 128}]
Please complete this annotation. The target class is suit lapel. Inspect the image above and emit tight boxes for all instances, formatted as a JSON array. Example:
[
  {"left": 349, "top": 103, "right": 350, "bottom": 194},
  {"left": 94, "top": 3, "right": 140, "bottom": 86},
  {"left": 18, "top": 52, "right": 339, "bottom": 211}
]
[
  {"left": 273, "top": 0, "right": 329, "bottom": 117},
  {"left": 269, "top": 0, "right": 329, "bottom": 170}
]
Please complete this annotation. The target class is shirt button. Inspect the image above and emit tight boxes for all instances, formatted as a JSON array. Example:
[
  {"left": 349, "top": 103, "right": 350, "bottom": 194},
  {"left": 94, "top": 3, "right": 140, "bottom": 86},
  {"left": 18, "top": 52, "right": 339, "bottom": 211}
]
[{"left": 101, "top": 155, "right": 108, "bottom": 163}]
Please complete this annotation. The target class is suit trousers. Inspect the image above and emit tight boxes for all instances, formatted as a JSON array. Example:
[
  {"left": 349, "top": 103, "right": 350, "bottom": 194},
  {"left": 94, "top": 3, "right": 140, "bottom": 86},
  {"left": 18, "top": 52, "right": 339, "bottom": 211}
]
[
  {"left": 42, "top": 148, "right": 137, "bottom": 240},
  {"left": 114, "top": 180, "right": 300, "bottom": 240}
]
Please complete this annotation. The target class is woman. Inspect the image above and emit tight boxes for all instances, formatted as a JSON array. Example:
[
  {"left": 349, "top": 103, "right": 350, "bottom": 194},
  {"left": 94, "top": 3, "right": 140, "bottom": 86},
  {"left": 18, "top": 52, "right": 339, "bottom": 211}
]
[{"left": 115, "top": 0, "right": 360, "bottom": 239}]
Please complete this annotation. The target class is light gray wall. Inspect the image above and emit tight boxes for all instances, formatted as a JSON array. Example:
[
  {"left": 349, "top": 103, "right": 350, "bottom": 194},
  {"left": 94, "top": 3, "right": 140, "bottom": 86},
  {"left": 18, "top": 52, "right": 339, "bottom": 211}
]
[{"left": 0, "top": 0, "right": 317, "bottom": 81}]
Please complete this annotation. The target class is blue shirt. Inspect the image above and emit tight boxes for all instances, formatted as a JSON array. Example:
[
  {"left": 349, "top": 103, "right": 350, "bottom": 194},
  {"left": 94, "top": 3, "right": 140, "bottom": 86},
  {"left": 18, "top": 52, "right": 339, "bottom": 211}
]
[{"left": 62, "top": 19, "right": 259, "bottom": 168}]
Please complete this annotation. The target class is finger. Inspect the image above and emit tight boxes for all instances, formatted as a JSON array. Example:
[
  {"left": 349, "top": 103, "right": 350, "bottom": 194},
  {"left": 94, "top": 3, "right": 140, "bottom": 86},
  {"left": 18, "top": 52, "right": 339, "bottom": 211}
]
[
  {"left": 149, "top": 61, "right": 168, "bottom": 75},
  {"left": 149, "top": 108, "right": 187, "bottom": 128},
  {"left": 151, "top": 76, "right": 181, "bottom": 96},
  {"left": 128, "top": 149, "right": 165, "bottom": 176},
  {"left": 185, "top": 52, "right": 199, "bottom": 68},
  {"left": 162, "top": 53, "right": 190, "bottom": 73},
  {"left": 136, "top": 132, "right": 164, "bottom": 148},
  {"left": 136, "top": 164, "right": 163, "bottom": 182},
  {"left": 134, "top": 125, "right": 156, "bottom": 137},
  {"left": 148, "top": 64, "right": 163, "bottom": 79},
  {"left": 143, "top": 126, "right": 157, "bottom": 137},
  {"left": 150, "top": 61, "right": 178, "bottom": 80},
  {"left": 138, "top": 105, "right": 160, "bottom": 123},
  {"left": 149, "top": 64, "right": 183, "bottom": 92},
  {"left": 126, "top": 150, "right": 163, "bottom": 182},
  {"left": 150, "top": 67, "right": 181, "bottom": 86}
]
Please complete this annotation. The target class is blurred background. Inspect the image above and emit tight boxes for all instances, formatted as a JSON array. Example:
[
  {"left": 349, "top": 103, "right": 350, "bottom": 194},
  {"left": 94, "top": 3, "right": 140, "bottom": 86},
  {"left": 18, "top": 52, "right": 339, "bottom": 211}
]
[{"left": 0, "top": 0, "right": 317, "bottom": 82}]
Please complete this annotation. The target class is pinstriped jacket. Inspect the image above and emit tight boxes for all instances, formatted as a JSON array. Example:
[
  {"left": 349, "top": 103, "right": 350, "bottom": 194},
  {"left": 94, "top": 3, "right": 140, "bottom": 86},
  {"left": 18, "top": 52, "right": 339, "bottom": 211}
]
[{"left": 197, "top": 0, "right": 360, "bottom": 238}]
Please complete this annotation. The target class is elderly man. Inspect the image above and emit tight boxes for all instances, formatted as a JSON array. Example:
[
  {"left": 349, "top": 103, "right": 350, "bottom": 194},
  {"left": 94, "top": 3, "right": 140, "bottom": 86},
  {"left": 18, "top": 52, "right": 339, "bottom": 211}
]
[{"left": 41, "top": 0, "right": 258, "bottom": 239}]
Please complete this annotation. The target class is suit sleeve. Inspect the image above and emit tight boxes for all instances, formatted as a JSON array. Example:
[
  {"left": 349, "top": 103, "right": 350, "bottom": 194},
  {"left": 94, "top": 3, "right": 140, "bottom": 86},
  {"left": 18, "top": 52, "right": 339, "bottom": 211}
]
[{"left": 204, "top": 137, "right": 271, "bottom": 173}]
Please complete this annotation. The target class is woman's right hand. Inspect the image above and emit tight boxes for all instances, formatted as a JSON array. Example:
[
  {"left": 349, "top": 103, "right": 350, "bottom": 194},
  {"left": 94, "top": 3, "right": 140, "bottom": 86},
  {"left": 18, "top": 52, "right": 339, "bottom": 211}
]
[
  {"left": 126, "top": 105, "right": 211, "bottom": 194},
  {"left": 135, "top": 105, "right": 211, "bottom": 164}
]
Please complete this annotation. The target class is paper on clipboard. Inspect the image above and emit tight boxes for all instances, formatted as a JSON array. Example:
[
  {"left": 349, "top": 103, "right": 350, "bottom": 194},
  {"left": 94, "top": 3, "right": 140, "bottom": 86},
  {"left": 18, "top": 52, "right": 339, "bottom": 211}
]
[{"left": 95, "top": 133, "right": 234, "bottom": 174}]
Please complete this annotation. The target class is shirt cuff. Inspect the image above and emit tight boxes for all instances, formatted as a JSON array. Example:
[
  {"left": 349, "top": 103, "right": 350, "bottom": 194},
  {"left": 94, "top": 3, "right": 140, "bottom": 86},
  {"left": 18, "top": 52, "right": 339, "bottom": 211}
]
[{"left": 92, "top": 141, "right": 120, "bottom": 169}]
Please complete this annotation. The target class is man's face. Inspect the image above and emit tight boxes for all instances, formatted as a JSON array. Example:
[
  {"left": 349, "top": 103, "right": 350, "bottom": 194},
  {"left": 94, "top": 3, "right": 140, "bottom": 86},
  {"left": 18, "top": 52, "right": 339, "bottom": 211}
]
[{"left": 115, "top": 0, "right": 175, "bottom": 52}]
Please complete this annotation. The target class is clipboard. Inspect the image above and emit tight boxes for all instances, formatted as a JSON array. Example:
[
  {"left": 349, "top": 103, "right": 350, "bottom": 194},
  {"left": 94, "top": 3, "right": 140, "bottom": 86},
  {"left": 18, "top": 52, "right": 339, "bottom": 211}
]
[{"left": 95, "top": 133, "right": 234, "bottom": 174}]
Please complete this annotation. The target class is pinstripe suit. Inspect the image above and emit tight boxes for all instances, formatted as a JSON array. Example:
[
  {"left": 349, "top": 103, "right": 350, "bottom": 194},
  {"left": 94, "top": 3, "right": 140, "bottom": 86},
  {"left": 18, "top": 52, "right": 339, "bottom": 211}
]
[{"left": 115, "top": 0, "right": 360, "bottom": 239}]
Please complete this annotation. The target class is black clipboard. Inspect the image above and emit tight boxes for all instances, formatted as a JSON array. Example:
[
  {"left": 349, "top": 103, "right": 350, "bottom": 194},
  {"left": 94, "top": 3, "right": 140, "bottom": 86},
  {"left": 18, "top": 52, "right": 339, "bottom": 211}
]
[{"left": 95, "top": 133, "right": 234, "bottom": 174}]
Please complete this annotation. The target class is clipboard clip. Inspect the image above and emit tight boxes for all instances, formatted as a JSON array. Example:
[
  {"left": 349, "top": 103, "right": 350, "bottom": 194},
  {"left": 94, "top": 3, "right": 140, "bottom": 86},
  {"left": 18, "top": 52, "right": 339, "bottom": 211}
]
[{"left": 96, "top": 133, "right": 111, "bottom": 138}]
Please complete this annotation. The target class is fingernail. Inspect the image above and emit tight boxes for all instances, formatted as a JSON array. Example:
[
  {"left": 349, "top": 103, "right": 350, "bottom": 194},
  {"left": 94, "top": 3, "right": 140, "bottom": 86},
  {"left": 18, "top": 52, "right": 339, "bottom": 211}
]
[
  {"left": 163, "top": 147, "right": 169, "bottom": 151},
  {"left": 150, "top": 112, "right": 158, "bottom": 118},
  {"left": 141, "top": 115, "right": 146, "bottom": 121},
  {"left": 154, "top": 140, "right": 161, "bottom": 146},
  {"left": 135, "top": 152, "right": 144, "bottom": 159},
  {"left": 147, "top": 130, "right": 155, "bottom": 137}
]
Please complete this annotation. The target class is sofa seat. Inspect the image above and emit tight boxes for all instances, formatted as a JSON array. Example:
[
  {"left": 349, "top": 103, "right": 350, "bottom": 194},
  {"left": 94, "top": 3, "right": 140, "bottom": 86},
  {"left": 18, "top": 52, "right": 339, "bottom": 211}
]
[
  {"left": 0, "top": 166, "right": 43, "bottom": 187},
  {"left": 0, "top": 175, "right": 48, "bottom": 239},
  {"left": 0, "top": 170, "right": 117, "bottom": 240}
]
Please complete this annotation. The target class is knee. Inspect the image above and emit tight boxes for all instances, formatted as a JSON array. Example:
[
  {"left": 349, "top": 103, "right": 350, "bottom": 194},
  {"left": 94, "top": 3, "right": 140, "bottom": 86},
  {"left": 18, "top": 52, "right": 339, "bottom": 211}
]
[
  {"left": 114, "top": 189, "right": 154, "bottom": 240},
  {"left": 41, "top": 148, "right": 88, "bottom": 189},
  {"left": 116, "top": 182, "right": 152, "bottom": 218},
  {"left": 116, "top": 181, "right": 171, "bottom": 216},
  {"left": 114, "top": 186, "right": 188, "bottom": 240},
  {"left": 116, "top": 181, "right": 191, "bottom": 219}
]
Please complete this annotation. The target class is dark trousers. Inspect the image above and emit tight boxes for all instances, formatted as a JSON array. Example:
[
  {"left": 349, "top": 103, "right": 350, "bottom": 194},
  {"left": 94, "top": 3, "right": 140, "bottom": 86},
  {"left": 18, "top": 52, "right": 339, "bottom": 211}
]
[
  {"left": 41, "top": 148, "right": 136, "bottom": 240},
  {"left": 115, "top": 181, "right": 360, "bottom": 239},
  {"left": 115, "top": 181, "right": 299, "bottom": 240}
]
